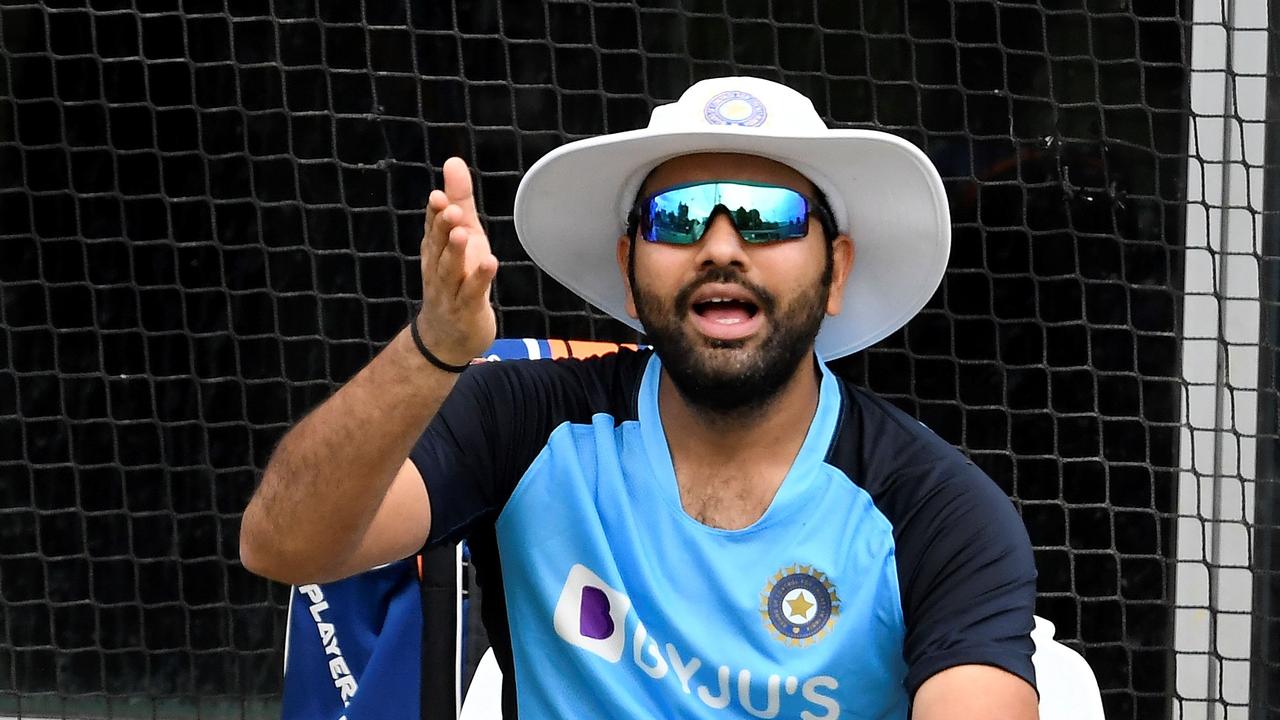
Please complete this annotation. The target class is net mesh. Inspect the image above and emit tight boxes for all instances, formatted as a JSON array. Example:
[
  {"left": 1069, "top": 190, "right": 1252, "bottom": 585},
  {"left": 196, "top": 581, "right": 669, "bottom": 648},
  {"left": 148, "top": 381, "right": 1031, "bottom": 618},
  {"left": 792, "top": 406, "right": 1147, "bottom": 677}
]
[{"left": 0, "top": 1, "right": 1273, "bottom": 719}]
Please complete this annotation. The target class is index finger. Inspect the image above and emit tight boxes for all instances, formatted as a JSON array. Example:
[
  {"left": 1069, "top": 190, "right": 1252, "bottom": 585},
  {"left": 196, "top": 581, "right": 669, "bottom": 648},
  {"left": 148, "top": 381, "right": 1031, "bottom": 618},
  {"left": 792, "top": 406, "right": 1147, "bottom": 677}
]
[
  {"left": 423, "top": 189, "right": 448, "bottom": 231},
  {"left": 442, "top": 157, "right": 481, "bottom": 229}
]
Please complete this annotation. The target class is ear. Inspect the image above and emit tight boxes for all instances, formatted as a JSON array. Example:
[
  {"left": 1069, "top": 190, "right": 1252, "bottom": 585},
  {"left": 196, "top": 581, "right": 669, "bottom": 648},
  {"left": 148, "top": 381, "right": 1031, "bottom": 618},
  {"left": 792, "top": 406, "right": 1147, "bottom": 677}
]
[
  {"left": 825, "top": 234, "right": 855, "bottom": 316},
  {"left": 616, "top": 234, "right": 639, "bottom": 319}
]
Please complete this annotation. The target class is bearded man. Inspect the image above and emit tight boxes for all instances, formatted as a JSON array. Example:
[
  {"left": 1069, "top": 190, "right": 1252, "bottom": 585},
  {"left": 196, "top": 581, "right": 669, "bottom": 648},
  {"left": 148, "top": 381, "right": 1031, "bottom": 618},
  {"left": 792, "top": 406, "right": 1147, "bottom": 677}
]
[{"left": 241, "top": 77, "right": 1040, "bottom": 719}]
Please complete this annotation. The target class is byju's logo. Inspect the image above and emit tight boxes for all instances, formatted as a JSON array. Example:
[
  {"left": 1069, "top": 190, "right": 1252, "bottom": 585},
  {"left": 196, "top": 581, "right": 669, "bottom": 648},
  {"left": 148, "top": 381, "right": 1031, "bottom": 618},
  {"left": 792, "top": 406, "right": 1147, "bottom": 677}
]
[
  {"left": 553, "top": 564, "right": 632, "bottom": 663},
  {"left": 552, "top": 563, "right": 843, "bottom": 717}
]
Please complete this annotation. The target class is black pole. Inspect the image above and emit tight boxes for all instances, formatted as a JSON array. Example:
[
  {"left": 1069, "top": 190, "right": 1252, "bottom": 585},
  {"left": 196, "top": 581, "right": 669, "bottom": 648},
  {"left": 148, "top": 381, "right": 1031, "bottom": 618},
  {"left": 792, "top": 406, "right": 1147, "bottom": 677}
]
[{"left": 1249, "top": 4, "right": 1280, "bottom": 716}]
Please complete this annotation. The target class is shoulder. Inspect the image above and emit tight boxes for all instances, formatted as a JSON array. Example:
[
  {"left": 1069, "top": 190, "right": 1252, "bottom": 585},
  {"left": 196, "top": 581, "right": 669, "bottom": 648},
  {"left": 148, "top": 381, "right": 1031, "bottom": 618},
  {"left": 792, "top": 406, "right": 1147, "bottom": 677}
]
[
  {"left": 414, "top": 347, "right": 652, "bottom": 545},
  {"left": 825, "top": 376, "right": 980, "bottom": 496},
  {"left": 824, "top": 374, "right": 1030, "bottom": 570}
]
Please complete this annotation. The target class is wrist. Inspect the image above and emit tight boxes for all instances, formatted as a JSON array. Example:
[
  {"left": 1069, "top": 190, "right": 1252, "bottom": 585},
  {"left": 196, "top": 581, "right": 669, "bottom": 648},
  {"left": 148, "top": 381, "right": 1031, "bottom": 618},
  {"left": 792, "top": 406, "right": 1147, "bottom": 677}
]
[{"left": 409, "top": 314, "right": 473, "bottom": 373}]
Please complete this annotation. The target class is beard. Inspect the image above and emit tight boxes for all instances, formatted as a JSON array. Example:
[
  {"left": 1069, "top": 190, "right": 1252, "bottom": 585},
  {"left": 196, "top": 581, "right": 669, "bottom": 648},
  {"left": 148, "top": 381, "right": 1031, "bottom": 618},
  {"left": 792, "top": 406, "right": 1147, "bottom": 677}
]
[{"left": 630, "top": 261, "right": 831, "bottom": 416}]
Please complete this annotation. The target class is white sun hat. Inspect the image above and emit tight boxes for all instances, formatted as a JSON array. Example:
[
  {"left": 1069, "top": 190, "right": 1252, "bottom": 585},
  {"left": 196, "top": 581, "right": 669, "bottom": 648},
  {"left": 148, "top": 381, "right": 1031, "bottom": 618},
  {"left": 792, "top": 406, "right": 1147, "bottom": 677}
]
[{"left": 513, "top": 76, "right": 950, "bottom": 360}]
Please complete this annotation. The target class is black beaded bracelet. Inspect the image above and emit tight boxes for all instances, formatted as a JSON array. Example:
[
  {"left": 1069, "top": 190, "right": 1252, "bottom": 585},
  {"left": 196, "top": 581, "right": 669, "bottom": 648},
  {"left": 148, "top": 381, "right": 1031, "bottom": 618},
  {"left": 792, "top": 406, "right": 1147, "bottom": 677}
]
[{"left": 408, "top": 315, "right": 471, "bottom": 373}]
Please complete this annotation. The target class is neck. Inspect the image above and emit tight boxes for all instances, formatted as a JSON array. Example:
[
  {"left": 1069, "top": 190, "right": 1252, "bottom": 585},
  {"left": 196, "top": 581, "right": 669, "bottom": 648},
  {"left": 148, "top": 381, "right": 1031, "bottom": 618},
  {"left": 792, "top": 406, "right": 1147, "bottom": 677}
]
[{"left": 658, "top": 353, "right": 822, "bottom": 464}]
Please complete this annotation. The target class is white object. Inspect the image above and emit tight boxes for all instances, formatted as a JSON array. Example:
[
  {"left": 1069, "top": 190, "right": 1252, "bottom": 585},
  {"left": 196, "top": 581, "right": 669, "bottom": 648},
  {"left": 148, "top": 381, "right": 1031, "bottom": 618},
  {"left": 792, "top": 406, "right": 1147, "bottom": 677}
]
[
  {"left": 459, "top": 648, "right": 503, "bottom": 720},
  {"left": 1172, "top": 2, "right": 1269, "bottom": 717},
  {"left": 1031, "top": 616, "right": 1106, "bottom": 720},
  {"left": 513, "top": 75, "right": 951, "bottom": 361}
]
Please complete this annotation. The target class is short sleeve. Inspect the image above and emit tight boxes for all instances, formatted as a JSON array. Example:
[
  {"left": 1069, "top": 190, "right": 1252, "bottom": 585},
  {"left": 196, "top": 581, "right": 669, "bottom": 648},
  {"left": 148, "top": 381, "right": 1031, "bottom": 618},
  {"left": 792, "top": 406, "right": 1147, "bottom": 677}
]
[
  {"left": 408, "top": 350, "right": 645, "bottom": 546},
  {"left": 889, "top": 460, "right": 1038, "bottom": 696},
  {"left": 410, "top": 361, "right": 522, "bottom": 546}
]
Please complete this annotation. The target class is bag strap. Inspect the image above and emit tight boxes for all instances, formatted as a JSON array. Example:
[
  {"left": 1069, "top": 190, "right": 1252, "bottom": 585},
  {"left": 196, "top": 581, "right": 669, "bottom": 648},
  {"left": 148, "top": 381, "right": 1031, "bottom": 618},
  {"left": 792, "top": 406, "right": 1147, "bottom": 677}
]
[{"left": 419, "top": 542, "right": 460, "bottom": 720}]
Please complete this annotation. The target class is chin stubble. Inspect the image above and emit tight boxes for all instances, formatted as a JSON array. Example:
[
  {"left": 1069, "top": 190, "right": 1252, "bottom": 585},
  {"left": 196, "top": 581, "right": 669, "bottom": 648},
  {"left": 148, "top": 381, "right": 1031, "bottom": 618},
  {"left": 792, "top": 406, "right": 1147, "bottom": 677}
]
[{"left": 631, "top": 266, "right": 828, "bottom": 415}]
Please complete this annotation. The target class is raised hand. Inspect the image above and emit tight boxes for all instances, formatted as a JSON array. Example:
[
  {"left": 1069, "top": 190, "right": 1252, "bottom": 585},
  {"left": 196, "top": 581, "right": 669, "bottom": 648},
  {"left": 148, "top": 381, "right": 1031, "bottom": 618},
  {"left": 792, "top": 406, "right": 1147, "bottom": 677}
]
[
  {"left": 417, "top": 157, "right": 499, "bottom": 367},
  {"left": 243, "top": 159, "right": 498, "bottom": 584}
]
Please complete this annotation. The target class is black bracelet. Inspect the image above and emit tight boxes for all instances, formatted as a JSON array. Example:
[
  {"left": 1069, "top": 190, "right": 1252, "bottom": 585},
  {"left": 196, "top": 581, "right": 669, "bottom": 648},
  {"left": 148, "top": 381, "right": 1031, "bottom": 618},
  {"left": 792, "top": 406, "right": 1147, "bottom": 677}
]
[{"left": 408, "top": 315, "right": 471, "bottom": 373}]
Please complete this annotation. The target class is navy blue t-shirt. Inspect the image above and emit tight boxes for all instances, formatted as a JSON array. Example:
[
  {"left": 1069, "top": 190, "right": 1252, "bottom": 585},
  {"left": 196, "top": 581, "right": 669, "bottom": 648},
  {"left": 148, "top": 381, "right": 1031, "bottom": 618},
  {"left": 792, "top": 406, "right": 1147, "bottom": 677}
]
[{"left": 411, "top": 348, "right": 1036, "bottom": 718}]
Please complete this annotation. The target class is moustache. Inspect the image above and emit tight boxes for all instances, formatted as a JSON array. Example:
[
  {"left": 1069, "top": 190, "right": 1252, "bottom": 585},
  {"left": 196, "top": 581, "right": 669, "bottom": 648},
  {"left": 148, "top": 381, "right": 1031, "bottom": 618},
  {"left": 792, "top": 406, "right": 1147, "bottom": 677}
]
[{"left": 673, "top": 267, "right": 778, "bottom": 316}]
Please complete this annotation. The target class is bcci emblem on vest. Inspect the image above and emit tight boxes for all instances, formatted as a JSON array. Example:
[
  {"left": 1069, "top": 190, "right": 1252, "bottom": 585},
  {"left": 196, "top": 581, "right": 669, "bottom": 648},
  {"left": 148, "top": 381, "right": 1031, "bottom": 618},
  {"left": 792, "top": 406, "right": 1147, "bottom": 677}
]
[{"left": 760, "top": 565, "right": 840, "bottom": 647}]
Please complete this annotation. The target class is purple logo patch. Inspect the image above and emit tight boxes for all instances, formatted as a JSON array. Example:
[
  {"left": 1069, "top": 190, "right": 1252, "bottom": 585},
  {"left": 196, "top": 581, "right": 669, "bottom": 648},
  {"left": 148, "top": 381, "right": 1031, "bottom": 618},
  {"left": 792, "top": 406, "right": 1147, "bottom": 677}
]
[
  {"left": 579, "top": 586, "right": 614, "bottom": 639},
  {"left": 553, "top": 563, "right": 631, "bottom": 662}
]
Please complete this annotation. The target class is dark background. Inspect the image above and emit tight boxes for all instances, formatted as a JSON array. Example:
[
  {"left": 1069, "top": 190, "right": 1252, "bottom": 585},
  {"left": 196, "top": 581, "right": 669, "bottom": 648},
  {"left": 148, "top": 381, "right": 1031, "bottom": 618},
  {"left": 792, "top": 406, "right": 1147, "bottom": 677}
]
[{"left": 0, "top": 1, "right": 1195, "bottom": 718}]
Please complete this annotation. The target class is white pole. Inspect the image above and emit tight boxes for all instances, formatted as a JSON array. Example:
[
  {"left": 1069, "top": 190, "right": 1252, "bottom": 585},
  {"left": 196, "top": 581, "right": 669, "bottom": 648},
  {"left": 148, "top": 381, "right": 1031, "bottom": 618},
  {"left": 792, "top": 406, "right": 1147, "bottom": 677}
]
[{"left": 1173, "top": 1, "right": 1269, "bottom": 719}]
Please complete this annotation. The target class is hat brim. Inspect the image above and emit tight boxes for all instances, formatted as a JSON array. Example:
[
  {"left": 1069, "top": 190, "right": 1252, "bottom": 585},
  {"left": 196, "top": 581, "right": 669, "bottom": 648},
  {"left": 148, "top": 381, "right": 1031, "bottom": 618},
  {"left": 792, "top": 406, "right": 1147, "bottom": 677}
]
[{"left": 513, "top": 127, "right": 950, "bottom": 360}]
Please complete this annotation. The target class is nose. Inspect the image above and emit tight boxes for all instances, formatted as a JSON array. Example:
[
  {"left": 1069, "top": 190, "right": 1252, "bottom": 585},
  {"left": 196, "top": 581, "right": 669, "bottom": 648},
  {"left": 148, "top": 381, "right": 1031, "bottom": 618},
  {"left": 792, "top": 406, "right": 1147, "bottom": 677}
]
[{"left": 692, "top": 211, "right": 749, "bottom": 269}]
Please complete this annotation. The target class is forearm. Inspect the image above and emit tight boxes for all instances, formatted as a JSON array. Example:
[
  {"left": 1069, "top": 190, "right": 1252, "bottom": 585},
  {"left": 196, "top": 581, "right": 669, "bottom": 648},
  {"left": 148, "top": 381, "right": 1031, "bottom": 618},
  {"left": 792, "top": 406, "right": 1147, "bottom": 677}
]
[{"left": 239, "top": 326, "right": 453, "bottom": 580}]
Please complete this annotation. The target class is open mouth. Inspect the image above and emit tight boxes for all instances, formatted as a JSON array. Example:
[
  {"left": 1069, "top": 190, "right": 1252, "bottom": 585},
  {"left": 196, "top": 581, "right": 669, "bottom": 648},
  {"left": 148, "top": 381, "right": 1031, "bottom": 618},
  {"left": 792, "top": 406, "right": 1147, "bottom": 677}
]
[
  {"left": 685, "top": 284, "right": 765, "bottom": 341},
  {"left": 691, "top": 297, "right": 759, "bottom": 325}
]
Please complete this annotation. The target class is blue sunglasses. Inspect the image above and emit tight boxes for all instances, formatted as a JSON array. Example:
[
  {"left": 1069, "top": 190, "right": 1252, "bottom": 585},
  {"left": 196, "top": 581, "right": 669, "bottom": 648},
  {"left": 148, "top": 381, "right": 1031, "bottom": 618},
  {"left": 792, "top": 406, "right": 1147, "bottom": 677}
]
[{"left": 629, "top": 181, "right": 835, "bottom": 245}]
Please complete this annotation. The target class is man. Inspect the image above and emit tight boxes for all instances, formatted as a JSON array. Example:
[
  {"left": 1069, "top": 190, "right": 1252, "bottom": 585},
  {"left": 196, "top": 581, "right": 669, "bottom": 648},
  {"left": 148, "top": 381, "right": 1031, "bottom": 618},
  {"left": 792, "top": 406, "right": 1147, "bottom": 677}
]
[{"left": 241, "top": 77, "right": 1039, "bottom": 718}]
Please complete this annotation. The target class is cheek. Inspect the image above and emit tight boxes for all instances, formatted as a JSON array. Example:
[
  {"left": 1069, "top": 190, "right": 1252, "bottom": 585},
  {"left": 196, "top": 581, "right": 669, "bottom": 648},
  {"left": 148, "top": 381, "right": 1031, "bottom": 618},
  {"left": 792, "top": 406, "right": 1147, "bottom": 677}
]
[
  {"left": 632, "top": 245, "right": 690, "bottom": 292},
  {"left": 753, "top": 243, "right": 828, "bottom": 287}
]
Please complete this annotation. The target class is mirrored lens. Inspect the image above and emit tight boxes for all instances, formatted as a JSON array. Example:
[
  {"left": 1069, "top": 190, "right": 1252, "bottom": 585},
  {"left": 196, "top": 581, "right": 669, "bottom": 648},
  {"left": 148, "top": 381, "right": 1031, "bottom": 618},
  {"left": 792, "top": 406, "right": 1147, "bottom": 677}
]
[{"left": 644, "top": 182, "right": 810, "bottom": 244}]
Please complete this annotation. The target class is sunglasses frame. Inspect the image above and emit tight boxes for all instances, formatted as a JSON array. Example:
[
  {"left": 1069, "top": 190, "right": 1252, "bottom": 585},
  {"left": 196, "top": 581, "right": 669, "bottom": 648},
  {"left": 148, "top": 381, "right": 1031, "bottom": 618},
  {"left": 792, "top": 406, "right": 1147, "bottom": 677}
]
[{"left": 627, "top": 180, "right": 837, "bottom": 245}]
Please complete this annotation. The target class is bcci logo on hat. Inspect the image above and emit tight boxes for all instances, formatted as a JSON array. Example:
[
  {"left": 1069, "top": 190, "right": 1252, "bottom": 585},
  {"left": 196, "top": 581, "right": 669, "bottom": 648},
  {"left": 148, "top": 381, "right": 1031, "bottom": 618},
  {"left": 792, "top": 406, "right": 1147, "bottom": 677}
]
[
  {"left": 760, "top": 565, "right": 840, "bottom": 647},
  {"left": 703, "top": 90, "right": 767, "bottom": 127},
  {"left": 553, "top": 564, "right": 632, "bottom": 663}
]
